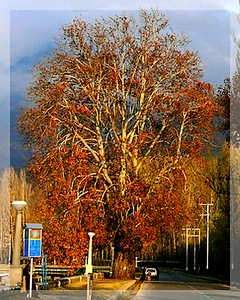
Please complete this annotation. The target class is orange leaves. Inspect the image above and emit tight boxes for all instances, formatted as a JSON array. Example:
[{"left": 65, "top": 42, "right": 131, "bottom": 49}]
[
  {"left": 56, "top": 82, "right": 67, "bottom": 91},
  {"left": 18, "top": 9, "right": 221, "bottom": 269},
  {"left": 108, "top": 70, "right": 117, "bottom": 81},
  {"left": 27, "top": 141, "right": 109, "bottom": 265},
  {"left": 69, "top": 104, "right": 77, "bottom": 114},
  {"left": 77, "top": 105, "right": 92, "bottom": 115}
]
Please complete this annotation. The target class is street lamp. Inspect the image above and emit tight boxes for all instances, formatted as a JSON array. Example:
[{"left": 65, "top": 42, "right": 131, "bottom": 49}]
[
  {"left": 86, "top": 232, "right": 95, "bottom": 274},
  {"left": 86, "top": 232, "right": 95, "bottom": 300},
  {"left": 12, "top": 201, "right": 27, "bottom": 266},
  {"left": 10, "top": 200, "right": 27, "bottom": 287}
]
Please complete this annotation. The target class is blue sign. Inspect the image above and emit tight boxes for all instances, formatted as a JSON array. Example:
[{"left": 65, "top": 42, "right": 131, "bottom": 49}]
[
  {"left": 23, "top": 224, "right": 43, "bottom": 258},
  {"left": 29, "top": 239, "right": 41, "bottom": 257}
]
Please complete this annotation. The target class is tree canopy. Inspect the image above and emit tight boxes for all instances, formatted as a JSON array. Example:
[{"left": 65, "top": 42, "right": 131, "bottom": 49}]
[{"left": 19, "top": 9, "right": 218, "bottom": 278}]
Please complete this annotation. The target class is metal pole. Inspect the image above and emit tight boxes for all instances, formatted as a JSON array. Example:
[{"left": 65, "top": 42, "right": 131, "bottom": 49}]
[
  {"left": 29, "top": 257, "right": 33, "bottom": 298},
  {"left": 86, "top": 232, "right": 95, "bottom": 274},
  {"left": 186, "top": 229, "right": 188, "bottom": 271},
  {"left": 200, "top": 203, "right": 213, "bottom": 270},
  {"left": 198, "top": 229, "right": 201, "bottom": 271},
  {"left": 42, "top": 253, "right": 47, "bottom": 290},
  {"left": 86, "top": 232, "right": 95, "bottom": 300},
  {"left": 206, "top": 204, "right": 209, "bottom": 270},
  {"left": 87, "top": 273, "right": 93, "bottom": 300},
  {"left": 193, "top": 231, "right": 196, "bottom": 271},
  {"left": 110, "top": 246, "right": 114, "bottom": 277}
]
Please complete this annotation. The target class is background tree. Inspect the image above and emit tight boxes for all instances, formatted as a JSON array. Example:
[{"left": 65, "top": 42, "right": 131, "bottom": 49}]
[
  {"left": 0, "top": 169, "right": 11, "bottom": 264},
  {"left": 216, "top": 78, "right": 230, "bottom": 143},
  {"left": 0, "top": 168, "right": 32, "bottom": 264},
  {"left": 231, "top": 146, "right": 240, "bottom": 280},
  {"left": 202, "top": 144, "right": 230, "bottom": 278},
  {"left": 230, "top": 2, "right": 240, "bottom": 281},
  {"left": 19, "top": 9, "right": 217, "bottom": 278},
  {"left": 231, "top": 1, "right": 240, "bottom": 145},
  {"left": 197, "top": 68, "right": 231, "bottom": 277}
]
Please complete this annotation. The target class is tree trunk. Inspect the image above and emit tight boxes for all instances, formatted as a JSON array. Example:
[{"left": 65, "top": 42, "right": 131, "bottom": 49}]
[{"left": 112, "top": 249, "right": 135, "bottom": 279}]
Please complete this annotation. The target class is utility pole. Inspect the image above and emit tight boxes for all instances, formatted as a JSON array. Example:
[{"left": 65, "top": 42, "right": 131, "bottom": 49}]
[
  {"left": 185, "top": 228, "right": 189, "bottom": 271},
  {"left": 193, "top": 231, "right": 196, "bottom": 271},
  {"left": 200, "top": 203, "right": 213, "bottom": 270},
  {"left": 182, "top": 228, "right": 200, "bottom": 271}
]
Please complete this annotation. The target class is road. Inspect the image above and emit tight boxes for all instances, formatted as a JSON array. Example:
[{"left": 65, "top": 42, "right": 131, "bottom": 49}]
[
  {"left": 131, "top": 270, "right": 240, "bottom": 300},
  {"left": 1, "top": 270, "right": 239, "bottom": 300}
]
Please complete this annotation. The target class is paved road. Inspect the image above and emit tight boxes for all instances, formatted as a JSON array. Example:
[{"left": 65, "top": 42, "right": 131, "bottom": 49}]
[{"left": 131, "top": 270, "right": 240, "bottom": 300}]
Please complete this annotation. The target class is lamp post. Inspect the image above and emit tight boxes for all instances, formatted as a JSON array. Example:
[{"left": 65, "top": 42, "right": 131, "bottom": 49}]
[
  {"left": 86, "top": 232, "right": 95, "bottom": 300},
  {"left": 10, "top": 200, "right": 27, "bottom": 287},
  {"left": 12, "top": 201, "right": 27, "bottom": 266},
  {"left": 86, "top": 232, "right": 95, "bottom": 274}
]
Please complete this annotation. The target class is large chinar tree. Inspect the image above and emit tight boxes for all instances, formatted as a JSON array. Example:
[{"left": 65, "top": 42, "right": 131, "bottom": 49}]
[{"left": 19, "top": 9, "right": 217, "bottom": 278}]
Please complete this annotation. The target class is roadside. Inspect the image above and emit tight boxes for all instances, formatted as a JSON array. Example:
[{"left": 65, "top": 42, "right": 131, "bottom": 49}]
[
  {"left": 6, "top": 268, "right": 234, "bottom": 300},
  {"left": 57, "top": 277, "right": 136, "bottom": 290},
  {"left": 39, "top": 277, "right": 138, "bottom": 300},
  {"left": 117, "top": 280, "right": 142, "bottom": 300},
  {"left": 177, "top": 269, "right": 230, "bottom": 286},
  {"left": 63, "top": 277, "right": 142, "bottom": 300},
  {"left": 0, "top": 278, "right": 139, "bottom": 300}
]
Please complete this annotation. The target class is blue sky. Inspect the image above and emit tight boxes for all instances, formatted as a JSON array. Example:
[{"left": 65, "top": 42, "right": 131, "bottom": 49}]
[{"left": 0, "top": 0, "right": 239, "bottom": 168}]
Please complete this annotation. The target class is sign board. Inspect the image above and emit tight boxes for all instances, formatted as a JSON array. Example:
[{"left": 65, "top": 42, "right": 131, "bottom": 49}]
[{"left": 23, "top": 223, "right": 43, "bottom": 258}]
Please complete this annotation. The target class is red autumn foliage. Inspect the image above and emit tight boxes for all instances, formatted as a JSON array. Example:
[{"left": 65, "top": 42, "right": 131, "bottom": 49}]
[{"left": 19, "top": 9, "right": 218, "bottom": 278}]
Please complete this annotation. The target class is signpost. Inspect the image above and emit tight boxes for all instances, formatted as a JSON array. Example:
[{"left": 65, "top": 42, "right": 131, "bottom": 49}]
[{"left": 23, "top": 223, "right": 43, "bottom": 298}]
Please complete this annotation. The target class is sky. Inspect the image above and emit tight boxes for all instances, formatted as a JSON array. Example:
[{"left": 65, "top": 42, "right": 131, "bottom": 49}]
[{"left": 0, "top": 0, "right": 239, "bottom": 169}]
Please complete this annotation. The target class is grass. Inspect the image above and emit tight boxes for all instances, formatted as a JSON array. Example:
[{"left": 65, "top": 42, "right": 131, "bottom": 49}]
[
  {"left": 57, "top": 278, "right": 134, "bottom": 290},
  {"left": 0, "top": 278, "right": 139, "bottom": 299}
]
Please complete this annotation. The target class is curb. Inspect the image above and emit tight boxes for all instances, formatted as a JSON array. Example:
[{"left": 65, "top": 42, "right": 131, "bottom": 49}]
[{"left": 110, "top": 280, "right": 137, "bottom": 300}]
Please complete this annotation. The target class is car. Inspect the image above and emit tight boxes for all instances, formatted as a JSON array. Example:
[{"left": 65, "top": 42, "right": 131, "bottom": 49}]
[{"left": 145, "top": 267, "right": 158, "bottom": 278}]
